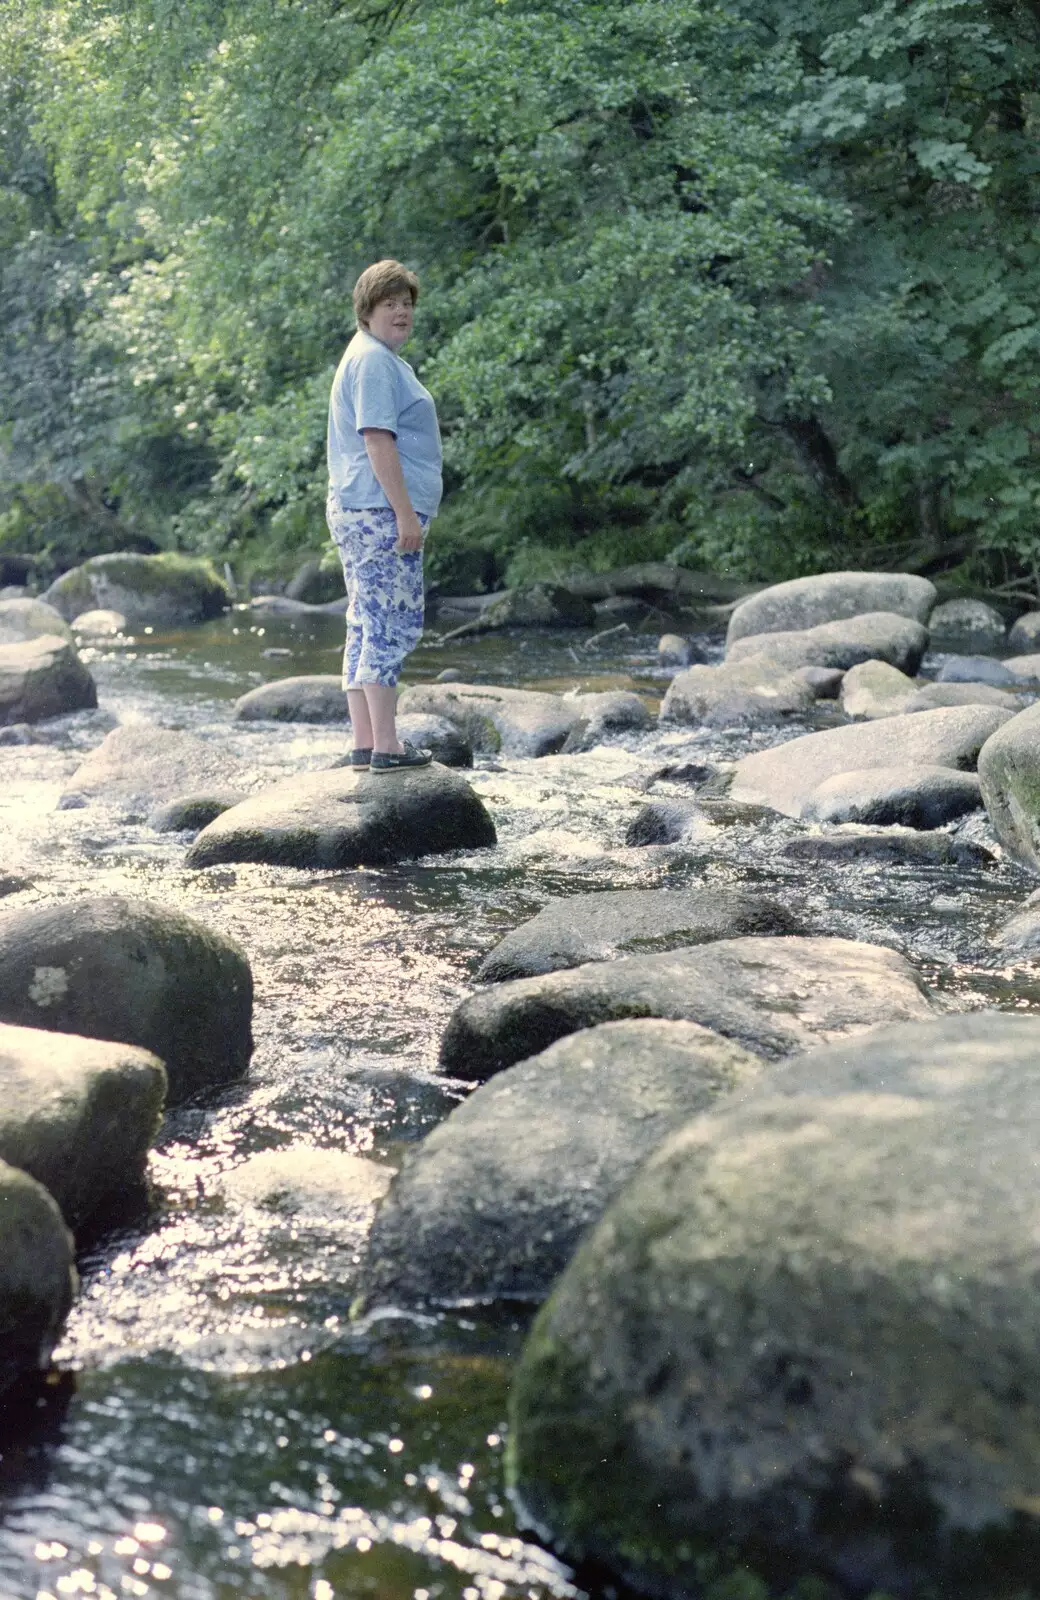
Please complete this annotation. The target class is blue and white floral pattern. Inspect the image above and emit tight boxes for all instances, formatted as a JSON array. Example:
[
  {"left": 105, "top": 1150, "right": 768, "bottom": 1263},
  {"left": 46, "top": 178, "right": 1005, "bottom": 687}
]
[{"left": 326, "top": 498, "right": 427, "bottom": 687}]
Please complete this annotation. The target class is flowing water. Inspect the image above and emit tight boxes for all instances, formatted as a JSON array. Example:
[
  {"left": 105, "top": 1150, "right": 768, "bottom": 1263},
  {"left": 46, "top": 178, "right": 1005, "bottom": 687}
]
[{"left": 0, "top": 608, "right": 1037, "bottom": 1600}]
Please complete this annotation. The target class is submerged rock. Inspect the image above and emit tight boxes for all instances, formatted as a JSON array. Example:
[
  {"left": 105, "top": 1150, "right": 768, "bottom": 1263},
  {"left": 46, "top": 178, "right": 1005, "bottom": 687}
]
[
  {"left": 783, "top": 828, "right": 965, "bottom": 866},
  {"left": 991, "top": 895, "right": 1040, "bottom": 954},
  {"left": 928, "top": 598, "right": 1006, "bottom": 651},
  {"left": 396, "top": 682, "right": 580, "bottom": 757},
  {"left": 727, "top": 611, "right": 928, "bottom": 675},
  {"left": 362, "top": 1020, "right": 763, "bottom": 1308},
  {"left": 61, "top": 724, "right": 251, "bottom": 812},
  {"left": 508, "top": 1013, "right": 1040, "bottom": 1599},
  {"left": 477, "top": 887, "right": 804, "bottom": 981},
  {"left": 440, "top": 935, "right": 934, "bottom": 1081},
  {"left": 186, "top": 763, "right": 496, "bottom": 871},
  {"left": 0, "top": 598, "right": 73, "bottom": 646},
  {"left": 0, "top": 636, "right": 97, "bottom": 726},
  {"left": 219, "top": 1146, "right": 392, "bottom": 1222},
  {"left": 0, "top": 1158, "right": 75, "bottom": 1397},
  {"left": 802, "top": 765, "right": 982, "bottom": 828},
  {"left": 730, "top": 704, "right": 1011, "bottom": 818},
  {"left": 660, "top": 656, "right": 815, "bottom": 728},
  {"left": 726, "top": 571, "right": 935, "bottom": 647},
  {"left": 233, "top": 675, "right": 350, "bottom": 723},
  {"left": 0, "top": 895, "right": 253, "bottom": 1104},
  {"left": 43, "top": 553, "right": 231, "bottom": 629},
  {"left": 0, "top": 1021, "right": 166, "bottom": 1230},
  {"left": 978, "top": 703, "right": 1040, "bottom": 872}
]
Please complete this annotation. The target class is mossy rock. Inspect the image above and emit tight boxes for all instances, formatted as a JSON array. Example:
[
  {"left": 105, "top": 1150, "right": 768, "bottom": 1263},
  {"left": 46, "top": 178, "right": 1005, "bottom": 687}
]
[
  {"left": 43, "top": 553, "right": 231, "bottom": 629},
  {"left": 0, "top": 1157, "right": 75, "bottom": 1396}
]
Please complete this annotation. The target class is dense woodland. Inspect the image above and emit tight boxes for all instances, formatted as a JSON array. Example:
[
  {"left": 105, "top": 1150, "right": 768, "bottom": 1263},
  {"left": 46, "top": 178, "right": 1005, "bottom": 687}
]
[{"left": 0, "top": 0, "right": 1037, "bottom": 593}]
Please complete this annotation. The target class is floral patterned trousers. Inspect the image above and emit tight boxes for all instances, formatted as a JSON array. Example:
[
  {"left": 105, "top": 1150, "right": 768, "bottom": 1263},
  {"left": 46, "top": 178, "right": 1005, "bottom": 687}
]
[{"left": 326, "top": 498, "right": 428, "bottom": 688}]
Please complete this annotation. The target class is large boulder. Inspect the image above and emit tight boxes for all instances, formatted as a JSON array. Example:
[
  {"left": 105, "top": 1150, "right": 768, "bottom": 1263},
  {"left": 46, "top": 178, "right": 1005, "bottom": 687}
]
[
  {"left": 1008, "top": 611, "right": 1040, "bottom": 654},
  {"left": 185, "top": 763, "right": 496, "bottom": 870},
  {"left": 839, "top": 659, "right": 916, "bottom": 719},
  {"left": 0, "top": 636, "right": 97, "bottom": 726},
  {"left": 0, "top": 598, "right": 73, "bottom": 646},
  {"left": 361, "top": 1020, "right": 764, "bottom": 1308},
  {"left": 477, "top": 887, "right": 804, "bottom": 981},
  {"left": 0, "top": 1159, "right": 75, "bottom": 1397},
  {"left": 727, "top": 611, "right": 928, "bottom": 675},
  {"left": 396, "top": 682, "right": 580, "bottom": 757},
  {"left": 726, "top": 571, "right": 936, "bottom": 647},
  {"left": 927, "top": 597, "right": 1006, "bottom": 652},
  {"left": 660, "top": 657, "right": 815, "bottom": 728},
  {"left": 729, "top": 704, "right": 1012, "bottom": 819},
  {"left": 509, "top": 1013, "right": 1040, "bottom": 1598},
  {"left": 0, "top": 896, "right": 253, "bottom": 1103},
  {"left": 440, "top": 935, "right": 935, "bottom": 1081},
  {"left": 0, "top": 1021, "right": 166, "bottom": 1230},
  {"left": 43, "top": 553, "right": 231, "bottom": 629},
  {"left": 801, "top": 765, "right": 982, "bottom": 828},
  {"left": 61, "top": 724, "right": 251, "bottom": 812},
  {"left": 394, "top": 713, "right": 473, "bottom": 768},
  {"left": 977, "top": 702, "right": 1040, "bottom": 872},
  {"left": 233, "top": 675, "right": 350, "bottom": 723}
]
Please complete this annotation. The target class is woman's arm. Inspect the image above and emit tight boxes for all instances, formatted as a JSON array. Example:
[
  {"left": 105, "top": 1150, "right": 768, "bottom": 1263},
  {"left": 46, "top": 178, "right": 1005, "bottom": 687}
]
[{"left": 361, "top": 429, "right": 424, "bottom": 552}]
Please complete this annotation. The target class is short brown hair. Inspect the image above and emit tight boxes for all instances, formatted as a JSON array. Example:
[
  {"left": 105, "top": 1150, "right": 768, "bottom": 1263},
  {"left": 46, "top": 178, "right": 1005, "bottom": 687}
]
[{"left": 353, "top": 259, "right": 420, "bottom": 330}]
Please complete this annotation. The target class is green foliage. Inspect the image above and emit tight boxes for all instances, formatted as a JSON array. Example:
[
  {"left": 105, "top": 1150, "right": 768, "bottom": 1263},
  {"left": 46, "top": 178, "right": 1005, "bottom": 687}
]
[{"left": 0, "top": 0, "right": 1037, "bottom": 587}]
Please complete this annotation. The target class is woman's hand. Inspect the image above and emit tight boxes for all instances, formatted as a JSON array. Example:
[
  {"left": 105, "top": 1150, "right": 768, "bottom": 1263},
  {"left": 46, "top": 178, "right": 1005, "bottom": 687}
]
[{"left": 394, "top": 508, "right": 424, "bottom": 552}]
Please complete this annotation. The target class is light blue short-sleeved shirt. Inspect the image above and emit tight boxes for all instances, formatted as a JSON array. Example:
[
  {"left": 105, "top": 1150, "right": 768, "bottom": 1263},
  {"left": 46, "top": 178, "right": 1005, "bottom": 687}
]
[{"left": 327, "top": 329, "right": 443, "bottom": 516}]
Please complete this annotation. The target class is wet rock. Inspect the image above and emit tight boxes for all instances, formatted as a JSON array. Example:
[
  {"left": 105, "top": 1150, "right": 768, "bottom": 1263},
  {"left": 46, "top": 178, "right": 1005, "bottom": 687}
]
[
  {"left": 393, "top": 714, "right": 473, "bottom": 768},
  {"left": 0, "top": 598, "right": 73, "bottom": 646},
  {"left": 61, "top": 724, "right": 250, "bottom": 812},
  {"left": 991, "top": 894, "right": 1040, "bottom": 953},
  {"left": 0, "top": 871, "right": 31, "bottom": 896},
  {"left": 840, "top": 659, "right": 916, "bottom": 719},
  {"left": 508, "top": 1013, "right": 1040, "bottom": 1599},
  {"left": 146, "top": 792, "right": 245, "bottom": 833},
  {"left": 659, "top": 656, "right": 815, "bottom": 728},
  {"left": 362, "top": 1020, "right": 763, "bottom": 1308},
  {"left": 928, "top": 597, "right": 1006, "bottom": 651},
  {"left": 186, "top": 763, "right": 496, "bottom": 871},
  {"left": 0, "top": 636, "right": 97, "bottom": 725},
  {"left": 937, "top": 654, "right": 1019, "bottom": 686},
  {"left": 0, "top": 895, "right": 253, "bottom": 1104},
  {"left": 730, "top": 704, "right": 1012, "bottom": 819},
  {"left": 726, "top": 571, "right": 935, "bottom": 648},
  {"left": 727, "top": 611, "right": 928, "bottom": 676},
  {"left": 70, "top": 608, "right": 127, "bottom": 638},
  {"left": 1007, "top": 612, "right": 1040, "bottom": 654},
  {"left": 794, "top": 664, "right": 844, "bottom": 699},
  {"left": 0, "top": 1021, "right": 166, "bottom": 1231},
  {"left": 978, "top": 703, "right": 1040, "bottom": 873},
  {"left": 0, "top": 1158, "right": 75, "bottom": 1397},
  {"left": 43, "top": 553, "right": 231, "bottom": 629},
  {"left": 396, "top": 682, "right": 580, "bottom": 757},
  {"left": 233, "top": 675, "right": 350, "bottom": 723},
  {"left": 219, "top": 1146, "right": 392, "bottom": 1222},
  {"left": 657, "top": 633, "right": 693, "bottom": 666},
  {"left": 623, "top": 800, "right": 698, "bottom": 845},
  {"left": 284, "top": 559, "right": 345, "bottom": 605},
  {"left": 453, "top": 583, "right": 596, "bottom": 633},
  {"left": 907, "top": 680, "right": 1024, "bottom": 713},
  {"left": 440, "top": 935, "right": 934, "bottom": 1082},
  {"left": 566, "top": 563, "right": 743, "bottom": 605},
  {"left": 782, "top": 828, "right": 959, "bottom": 865},
  {"left": 478, "top": 887, "right": 804, "bottom": 981},
  {"left": 0, "top": 723, "right": 34, "bottom": 746},
  {"left": 802, "top": 765, "right": 982, "bottom": 828},
  {"left": 435, "top": 667, "right": 462, "bottom": 683},
  {"left": 560, "top": 691, "right": 652, "bottom": 752}
]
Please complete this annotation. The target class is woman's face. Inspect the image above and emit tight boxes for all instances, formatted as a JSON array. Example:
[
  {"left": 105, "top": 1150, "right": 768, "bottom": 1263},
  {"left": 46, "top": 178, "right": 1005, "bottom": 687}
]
[{"left": 367, "top": 295, "right": 414, "bottom": 351}]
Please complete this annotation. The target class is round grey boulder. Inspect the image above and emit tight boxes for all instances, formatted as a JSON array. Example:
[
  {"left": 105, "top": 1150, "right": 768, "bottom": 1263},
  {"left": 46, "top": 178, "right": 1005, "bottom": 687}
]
[
  {"left": 802, "top": 765, "right": 982, "bottom": 828},
  {"left": 477, "top": 887, "right": 804, "bottom": 981},
  {"left": 727, "top": 611, "right": 928, "bottom": 675},
  {"left": 730, "top": 704, "right": 1013, "bottom": 819},
  {"left": 1008, "top": 611, "right": 1040, "bottom": 653},
  {"left": 441, "top": 935, "right": 934, "bottom": 1082},
  {"left": 0, "top": 636, "right": 97, "bottom": 725},
  {"left": 61, "top": 724, "right": 251, "bottom": 812},
  {"left": 660, "top": 657, "right": 815, "bottom": 728},
  {"left": 839, "top": 659, "right": 916, "bottom": 719},
  {"left": 394, "top": 713, "right": 473, "bottom": 767},
  {"left": 657, "top": 633, "right": 693, "bottom": 666},
  {"left": 0, "top": 1158, "right": 75, "bottom": 1397},
  {"left": 233, "top": 675, "right": 350, "bottom": 723},
  {"left": 396, "top": 682, "right": 581, "bottom": 757},
  {"left": 0, "top": 896, "right": 253, "bottom": 1103},
  {"left": 185, "top": 763, "right": 496, "bottom": 870},
  {"left": 43, "top": 553, "right": 231, "bottom": 629},
  {"left": 937, "top": 654, "right": 1019, "bottom": 686},
  {"left": 726, "top": 571, "right": 936, "bottom": 647},
  {"left": 146, "top": 791, "right": 245, "bottom": 833},
  {"left": 362, "top": 1020, "right": 764, "bottom": 1308},
  {"left": 978, "top": 703, "right": 1040, "bottom": 872},
  {"left": 928, "top": 598, "right": 1006, "bottom": 651},
  {"left": 0, "top": 1021, "right": 166, "bottom": 1231},
  {"left": 0, "top": 598, "right": 73, "bottom": 646},
  {"left": 509, "top": 1013, "right": 1040, "bottom": 1598},
  {"left": 623, "top": 800, "right": 698, "bottom": 845}
]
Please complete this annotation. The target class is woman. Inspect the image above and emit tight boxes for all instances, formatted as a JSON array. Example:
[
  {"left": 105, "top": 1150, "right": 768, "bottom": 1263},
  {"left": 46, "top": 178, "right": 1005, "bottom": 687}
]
[{"left": 326, "top": 258, "right": 442, "bottom": 770}]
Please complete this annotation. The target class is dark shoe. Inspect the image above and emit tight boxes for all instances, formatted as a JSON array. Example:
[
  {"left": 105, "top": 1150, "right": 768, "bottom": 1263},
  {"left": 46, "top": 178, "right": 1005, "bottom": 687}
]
[
  {"left": 370, "top": 741, "right": 433, "bottom": 772},
  {"left": 349, "top": 747, "right": 372, "bottom": 767}
]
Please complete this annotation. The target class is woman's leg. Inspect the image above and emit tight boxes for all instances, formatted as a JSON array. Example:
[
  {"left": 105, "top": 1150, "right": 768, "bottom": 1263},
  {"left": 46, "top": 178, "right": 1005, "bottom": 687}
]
[
  {"left": 328, "top": 499, "right": 371, "bottom": 752},
  {"left": 351, "top": 512, "right": 427, "bottom": 751}
]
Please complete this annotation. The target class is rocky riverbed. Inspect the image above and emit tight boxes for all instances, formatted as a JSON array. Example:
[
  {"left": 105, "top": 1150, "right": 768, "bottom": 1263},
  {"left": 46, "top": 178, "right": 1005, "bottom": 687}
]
[{"left": 3, "top": 569, "right": 1040, "bottom": 1600}]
